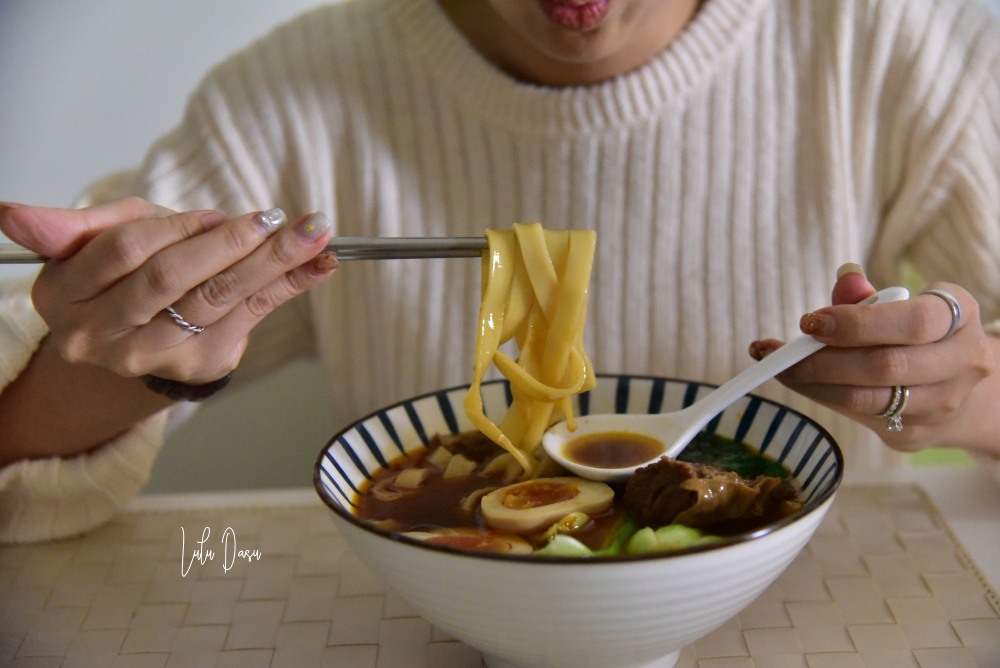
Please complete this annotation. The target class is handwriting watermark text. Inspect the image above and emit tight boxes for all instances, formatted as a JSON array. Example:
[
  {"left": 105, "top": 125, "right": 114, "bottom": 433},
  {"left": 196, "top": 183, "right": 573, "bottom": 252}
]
[{"left": 181, "top": 526, "right": 262, "bottom": 576}]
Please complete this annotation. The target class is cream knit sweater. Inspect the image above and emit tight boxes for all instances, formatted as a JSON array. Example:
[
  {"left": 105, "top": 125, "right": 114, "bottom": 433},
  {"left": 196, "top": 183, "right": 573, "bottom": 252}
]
[{"left": 3, "top": 0, "right": 999, "bottom": 542}]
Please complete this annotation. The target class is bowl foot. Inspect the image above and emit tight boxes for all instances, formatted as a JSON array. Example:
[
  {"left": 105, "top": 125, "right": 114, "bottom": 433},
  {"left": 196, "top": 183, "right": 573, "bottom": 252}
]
[{"left": 482, "top": 649, "right": 680, "bottom": 668}]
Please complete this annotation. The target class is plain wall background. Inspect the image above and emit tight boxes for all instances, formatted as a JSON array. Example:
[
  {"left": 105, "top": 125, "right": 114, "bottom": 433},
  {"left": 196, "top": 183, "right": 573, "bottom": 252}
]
[{"left": 2, "top": 0, "right": 1000, "bottom": 493}]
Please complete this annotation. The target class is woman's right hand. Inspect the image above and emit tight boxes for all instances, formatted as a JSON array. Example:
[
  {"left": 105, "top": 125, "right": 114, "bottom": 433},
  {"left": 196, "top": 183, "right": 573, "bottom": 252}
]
[{"left": 0, "top": 197, "right": 337, "bottom": 386}]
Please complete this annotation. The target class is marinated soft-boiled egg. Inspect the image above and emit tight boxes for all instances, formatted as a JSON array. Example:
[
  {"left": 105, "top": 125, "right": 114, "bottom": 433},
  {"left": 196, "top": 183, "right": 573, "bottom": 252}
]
[{"left": 480, "top": 477, "right": 614, "bottom": 533}]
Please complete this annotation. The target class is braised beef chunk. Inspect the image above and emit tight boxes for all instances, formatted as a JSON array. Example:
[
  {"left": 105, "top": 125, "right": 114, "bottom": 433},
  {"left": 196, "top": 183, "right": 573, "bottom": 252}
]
[{"left": 622, "top": 458, "right": 799, "bottom": 531}]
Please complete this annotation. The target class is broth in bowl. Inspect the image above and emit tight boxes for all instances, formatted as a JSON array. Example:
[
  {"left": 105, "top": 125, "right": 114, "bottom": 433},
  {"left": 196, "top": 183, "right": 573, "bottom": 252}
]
[{"left": 355, "top": 427, "right": 804, "bottom": 558}]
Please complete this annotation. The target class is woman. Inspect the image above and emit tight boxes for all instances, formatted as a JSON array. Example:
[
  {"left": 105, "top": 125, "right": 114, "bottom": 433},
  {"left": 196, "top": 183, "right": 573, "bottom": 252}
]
[{"left": 2, "top": 0, "right": 999, "bottom": 542}]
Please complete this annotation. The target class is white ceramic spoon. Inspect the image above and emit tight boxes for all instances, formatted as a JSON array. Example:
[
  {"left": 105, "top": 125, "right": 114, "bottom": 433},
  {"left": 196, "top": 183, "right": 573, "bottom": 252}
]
[{"left": 542, "top": 286, "right": 911, "bottom": 482}]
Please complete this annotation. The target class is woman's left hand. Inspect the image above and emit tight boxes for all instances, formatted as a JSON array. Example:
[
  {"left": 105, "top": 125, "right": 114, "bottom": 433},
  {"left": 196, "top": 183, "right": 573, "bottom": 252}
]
[{"left": 749, "top": 267, "right": 999, "bottom": 454}]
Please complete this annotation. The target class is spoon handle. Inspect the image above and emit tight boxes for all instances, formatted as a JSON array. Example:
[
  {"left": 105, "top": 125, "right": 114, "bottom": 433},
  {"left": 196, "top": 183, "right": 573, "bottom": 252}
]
[{"left": 665, "top": 285, "right": 910, "bottom": 455}]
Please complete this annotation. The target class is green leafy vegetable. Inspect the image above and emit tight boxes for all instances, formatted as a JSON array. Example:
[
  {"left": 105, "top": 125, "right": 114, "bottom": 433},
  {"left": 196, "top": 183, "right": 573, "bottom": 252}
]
[
  {"left": 592, "top": 514, "right": 639, "bottom": 557},
  {"left": 533, "top": 535, "right": 595, "bottom": 557},
  {"left": 533, "top": 514, "right": 639, "bottom": 558},
  {"left": 678, "top": 431, "right": 788, "bottom": 478},
  {"left": 625, "top": 525, "right": 720, "bottom": 555}
]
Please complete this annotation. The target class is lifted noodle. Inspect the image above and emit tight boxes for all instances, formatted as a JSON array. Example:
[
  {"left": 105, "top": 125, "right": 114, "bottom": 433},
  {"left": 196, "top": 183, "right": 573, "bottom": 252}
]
[{"left": 463, "top": 223, "right": 596, "bottom": 476}]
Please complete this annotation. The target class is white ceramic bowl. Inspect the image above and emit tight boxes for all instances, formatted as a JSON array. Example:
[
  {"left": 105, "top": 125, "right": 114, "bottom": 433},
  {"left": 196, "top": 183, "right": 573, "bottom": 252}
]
[{"left": 314, "top": 375, "right": 843, "bottom": 668}]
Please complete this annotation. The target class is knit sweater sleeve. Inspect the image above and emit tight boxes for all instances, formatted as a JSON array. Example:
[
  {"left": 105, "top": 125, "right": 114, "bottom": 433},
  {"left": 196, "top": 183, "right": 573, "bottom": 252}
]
[
  {"left": 907, "top": 48, "right": 1000, "bottom": 335},
  {"left": 0, "top": 277, "right": 173, "bottom": 543},
  {"left": 867, "top": 1, "right": 1000, "bottom": 332}
]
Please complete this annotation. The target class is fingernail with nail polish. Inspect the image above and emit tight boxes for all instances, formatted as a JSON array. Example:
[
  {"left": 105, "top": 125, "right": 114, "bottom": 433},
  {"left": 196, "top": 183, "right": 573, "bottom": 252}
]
[
  {"left": 800, "top": 312, "right": 831, "bottom": 336},
  {"left": 310, "top": 252, "right": 339, "bottom": 275},
  {"left": 255, "top": 207, "right": 287, "bottom": 235},
  {"left": 297, "top": 212, "right": 331, "bottom": 241},
  {"left": 748, "top": 340, "right": 778, "bottom": 361}
]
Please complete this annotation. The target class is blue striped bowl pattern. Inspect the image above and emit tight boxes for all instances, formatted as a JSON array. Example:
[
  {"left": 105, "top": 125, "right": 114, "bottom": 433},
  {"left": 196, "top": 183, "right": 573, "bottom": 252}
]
[{"left": 314, "top": 373, "right": 843, "bottom": 553}]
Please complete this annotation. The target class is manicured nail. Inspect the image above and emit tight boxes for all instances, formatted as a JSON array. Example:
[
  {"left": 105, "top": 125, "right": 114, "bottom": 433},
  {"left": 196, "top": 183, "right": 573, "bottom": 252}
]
[
  {"left": 255, "top": 207, "right": 287, "bottom": 235},
  {"left": 749, "top": 340, "right": 779, "bottom": 361},
  {"left": 800, "top": 312, "right": 832, "bottom": 336},
  {"left": 297, "top": 212, "right": 331, "bottom": 242},
  {"left": 836, "top": 262, "right": 865, "bottom": 279},
  {"left": 310, "top": 252, "right": 339, "bottom": 275}
]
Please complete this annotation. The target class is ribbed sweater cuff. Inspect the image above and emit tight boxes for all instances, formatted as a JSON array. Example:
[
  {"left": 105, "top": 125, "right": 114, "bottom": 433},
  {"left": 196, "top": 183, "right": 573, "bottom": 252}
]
[
  {"left": 0, "top": 278, "right": 170, "bottom": 543},
  {"left": 0, "top": 413, "right": 169, "bottom": 543}
]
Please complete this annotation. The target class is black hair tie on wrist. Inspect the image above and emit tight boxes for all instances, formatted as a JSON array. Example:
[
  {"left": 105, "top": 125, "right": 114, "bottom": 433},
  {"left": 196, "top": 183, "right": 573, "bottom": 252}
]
[{"left": 142, "top": 373, "right": 234, "bottom": 402}]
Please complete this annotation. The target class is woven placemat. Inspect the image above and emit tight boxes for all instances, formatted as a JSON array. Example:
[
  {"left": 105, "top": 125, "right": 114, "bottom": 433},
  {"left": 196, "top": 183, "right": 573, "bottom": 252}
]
[{"left": 1, "top": 484, "right": 997, "bottom": 667}]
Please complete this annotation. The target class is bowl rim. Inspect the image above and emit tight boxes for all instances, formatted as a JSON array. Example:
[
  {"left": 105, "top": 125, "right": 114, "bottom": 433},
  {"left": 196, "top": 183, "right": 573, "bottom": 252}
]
[{"left": 313, "top": 373, "right": 844, "bottom": 564}]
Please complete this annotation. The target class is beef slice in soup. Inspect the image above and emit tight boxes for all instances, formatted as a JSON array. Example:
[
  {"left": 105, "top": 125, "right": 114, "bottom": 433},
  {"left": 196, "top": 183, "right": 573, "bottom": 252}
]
[{"left": 622, "top": 458, "right": 799, "bottom": 531}]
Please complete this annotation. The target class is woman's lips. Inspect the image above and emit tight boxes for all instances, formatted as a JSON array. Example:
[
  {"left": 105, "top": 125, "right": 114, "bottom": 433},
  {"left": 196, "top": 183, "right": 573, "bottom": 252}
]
[{"left": 539, "top": 0, "right": 612, "bottom": 31}]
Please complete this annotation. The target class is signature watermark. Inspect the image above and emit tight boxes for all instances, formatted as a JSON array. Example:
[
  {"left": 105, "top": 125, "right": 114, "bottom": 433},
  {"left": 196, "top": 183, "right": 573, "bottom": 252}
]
[{"left": 180, "top": 526, "right": 262, "bottom": 577}]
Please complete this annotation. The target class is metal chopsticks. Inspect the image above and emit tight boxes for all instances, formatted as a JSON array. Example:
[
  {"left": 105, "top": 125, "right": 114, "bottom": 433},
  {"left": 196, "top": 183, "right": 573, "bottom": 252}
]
[
  {"left": 324, "top": 237, "right": 487, "bottom": 260},
  {"left": 0, "top": 237, "right": 489, "bottom": 264}
]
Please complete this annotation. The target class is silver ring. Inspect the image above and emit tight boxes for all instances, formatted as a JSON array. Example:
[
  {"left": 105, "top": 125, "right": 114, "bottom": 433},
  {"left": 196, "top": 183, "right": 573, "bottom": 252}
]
[
  {"left": 164, "top": 306, "right": 205, "bottom": 334},
  {"left": 878, "top": 385, "right": 909, "bottom": 432},
  {"left": 920, "top": 289, "right": 961, "bottom": 342}
]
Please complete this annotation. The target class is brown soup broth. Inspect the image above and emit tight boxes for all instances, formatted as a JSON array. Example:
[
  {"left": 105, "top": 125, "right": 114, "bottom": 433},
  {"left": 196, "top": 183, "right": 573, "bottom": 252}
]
[
  {"left": 356, "top": 435, "right": 623, "bottom": 550},
  {"left": 355, "top": 431, "right": 797, "bottom": 550},
  {"left": 359, "top": 453, "right": 501, "bottom": 531}
]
